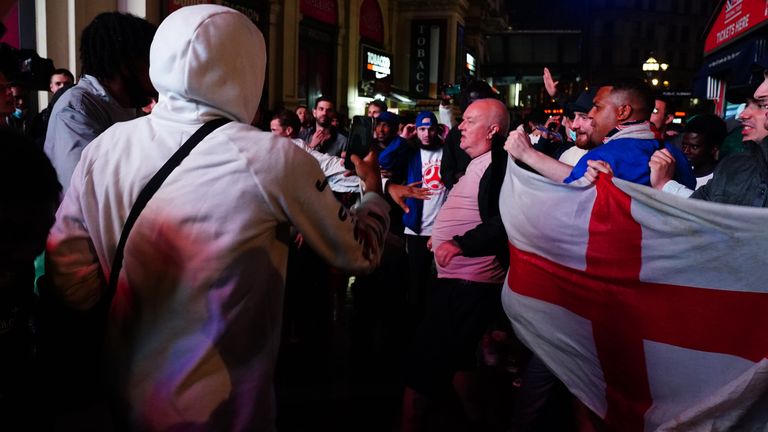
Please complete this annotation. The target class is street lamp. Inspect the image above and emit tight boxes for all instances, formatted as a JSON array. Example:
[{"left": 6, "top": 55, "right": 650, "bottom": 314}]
[
  {"left": 643, "top": 56, "right": 660, "bottom": 72},
  {"left": 643, "top": 56, "right": 669, "bottom": 87}
]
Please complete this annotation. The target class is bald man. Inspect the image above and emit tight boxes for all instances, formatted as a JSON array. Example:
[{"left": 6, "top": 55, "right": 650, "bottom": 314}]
[{"left": 402, "top": 98, "right": 510, "bottom": 432}]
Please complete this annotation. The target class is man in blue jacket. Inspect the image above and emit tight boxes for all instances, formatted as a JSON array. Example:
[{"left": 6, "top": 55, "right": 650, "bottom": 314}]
[
  {"left": 505, "top": 78, "right": 696, "bottom": 191},
  {"left": 379, "top": 111, "right": 448, "bottom": 320}
]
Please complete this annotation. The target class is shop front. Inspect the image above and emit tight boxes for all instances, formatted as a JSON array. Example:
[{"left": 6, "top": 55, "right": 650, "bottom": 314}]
[{"left": 698, "top": 0, "right": 768, "bottom": 115}]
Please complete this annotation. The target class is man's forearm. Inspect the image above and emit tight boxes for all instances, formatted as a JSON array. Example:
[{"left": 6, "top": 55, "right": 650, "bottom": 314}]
[{"left": 519, "top": 149, "right": 572, "bottom": 182}]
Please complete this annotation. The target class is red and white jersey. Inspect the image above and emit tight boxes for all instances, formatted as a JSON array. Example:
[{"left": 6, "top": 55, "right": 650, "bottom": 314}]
[{"left": 405, "top": 147, "right": 447, "bottom": 236}]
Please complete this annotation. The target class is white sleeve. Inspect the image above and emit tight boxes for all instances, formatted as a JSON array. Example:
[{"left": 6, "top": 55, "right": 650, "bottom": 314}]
[
  {"left": 327, "top": 173, "right": 362, "bottom": 193},
  {"left": 293, "top": 139, "right": 361, "bottom": 193},
  {"left": 439, "top": 104, "right": 457, "bottom": 128},
  {"left": 46, "top": 157, "right": 105, "bottom": 310},
  {"left": 661, "top": 180, "right": 694, "bottom": 198},
  {"left": 309, "top": 148, "right": 346, "bottom": 177},
  {"left": 268, "top": 147, "right": 389, "bottom": 274}
]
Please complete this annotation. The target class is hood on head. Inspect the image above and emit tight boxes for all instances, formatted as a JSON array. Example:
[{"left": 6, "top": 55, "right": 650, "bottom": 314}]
[{"left": 150, "top": 5, "right": 265, "bottom": 123}]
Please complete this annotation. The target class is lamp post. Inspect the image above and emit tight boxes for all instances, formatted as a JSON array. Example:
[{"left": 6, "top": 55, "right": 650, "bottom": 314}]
[{"left": 643, "top": 56, "right": 669, "bottom": 88}]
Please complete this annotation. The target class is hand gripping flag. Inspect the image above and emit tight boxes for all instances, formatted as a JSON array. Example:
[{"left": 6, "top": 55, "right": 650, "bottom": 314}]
[{"left": 500, "top": 161, "right": 768, "bottom": 432}]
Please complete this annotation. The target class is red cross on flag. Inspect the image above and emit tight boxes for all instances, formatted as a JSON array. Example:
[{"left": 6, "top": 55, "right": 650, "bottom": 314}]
[{"left": 500, "top": 161, "right": 768, "bottom": 431}]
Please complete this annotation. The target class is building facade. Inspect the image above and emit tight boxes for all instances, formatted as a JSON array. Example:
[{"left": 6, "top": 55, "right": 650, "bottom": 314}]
[{"left": 1, "top": 0, "right": 506, "bottom": 118}]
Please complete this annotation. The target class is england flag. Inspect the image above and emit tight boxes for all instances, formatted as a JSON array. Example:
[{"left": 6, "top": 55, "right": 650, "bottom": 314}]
[{"left": 500, "top": 160, "right": 768, "bottom": 432}]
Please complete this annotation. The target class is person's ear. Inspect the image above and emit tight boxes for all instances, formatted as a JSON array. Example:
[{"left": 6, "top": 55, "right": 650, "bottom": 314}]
[
  {"left": 665, "top": 113, "right": 675, "bottom": 125},
  {"left": 285, "top": 126, "right": 294, "bottom": 137},
  {"left": 617, "top": 104, "right": 632, "bottom": 122},
  {"left": 487, "top": 124, "right": 499, "bottom": 139}
]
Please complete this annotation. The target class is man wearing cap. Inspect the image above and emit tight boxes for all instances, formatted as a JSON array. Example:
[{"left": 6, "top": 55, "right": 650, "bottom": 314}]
[
  {"left": 372, "top": 110, "right": 401, "bottom": 152},
  {"left": 557, "top": 88, "right": 598, "bottom": 166},
  {"left": 380, "top": 111, "right": 448, "bottom": 320}
]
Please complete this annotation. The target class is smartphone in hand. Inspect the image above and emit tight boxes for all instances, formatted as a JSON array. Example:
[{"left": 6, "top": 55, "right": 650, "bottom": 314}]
[{"left": 344, "top": 115, "right": 375, "bottom": 170}]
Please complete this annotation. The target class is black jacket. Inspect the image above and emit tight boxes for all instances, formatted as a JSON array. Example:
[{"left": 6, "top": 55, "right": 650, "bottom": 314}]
[
  {"left": 691, "top": 139, "right": 768, "bottom": 207},
  {"left": 440, "top": 125, "right": 471, "bottom": 190},
  {"left": 452, "top": 136, "right": 509, "bottom": 266}
]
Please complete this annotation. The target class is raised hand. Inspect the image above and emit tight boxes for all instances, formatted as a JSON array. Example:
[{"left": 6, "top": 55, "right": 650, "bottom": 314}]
[{"left": 649, "top": 149, "right": 677, "bottom": 190}]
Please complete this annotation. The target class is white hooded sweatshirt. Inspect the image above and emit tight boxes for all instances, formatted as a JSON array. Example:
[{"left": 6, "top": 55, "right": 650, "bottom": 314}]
[{"left": 46, "top": 5, "right": 389, "bottom": 431}]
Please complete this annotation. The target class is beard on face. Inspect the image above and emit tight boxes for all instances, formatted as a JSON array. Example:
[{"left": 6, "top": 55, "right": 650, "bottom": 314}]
[
  {"left": 575, "top": 133, "right": 591, "bottom": 149},
  {"left": 317, "top": 115, "right": 332, "bottom": 128}
]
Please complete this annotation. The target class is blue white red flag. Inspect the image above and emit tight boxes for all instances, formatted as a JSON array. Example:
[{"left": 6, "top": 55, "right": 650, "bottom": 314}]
[{"left": 501, "top": 160, "right": 768, "bottom": 431}]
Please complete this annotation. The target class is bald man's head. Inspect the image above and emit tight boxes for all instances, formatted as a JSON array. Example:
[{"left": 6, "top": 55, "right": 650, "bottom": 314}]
[{"left": 458, "top": 98, "right": 509, "bottom": 158}]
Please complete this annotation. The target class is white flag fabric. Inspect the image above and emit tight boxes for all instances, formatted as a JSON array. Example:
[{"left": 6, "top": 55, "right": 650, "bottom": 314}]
[{"left": 500, "top": 159, "right": 768, "bottom": 432}]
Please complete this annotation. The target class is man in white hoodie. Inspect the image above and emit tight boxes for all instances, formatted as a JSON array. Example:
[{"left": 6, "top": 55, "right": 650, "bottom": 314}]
[{"left": 45, "top": 5, "right": 389, "bottom": 431}]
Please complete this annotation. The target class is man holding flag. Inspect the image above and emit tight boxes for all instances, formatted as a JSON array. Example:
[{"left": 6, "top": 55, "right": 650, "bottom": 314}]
[
  {"left": 504, "top": 78, "right": 696, "bottom": 429},
  {"left": 501, "top": 79, "right": 768, "bottom": 430},
  {"left": 505, "top": 78, "right": 695, "bottom": 190}
]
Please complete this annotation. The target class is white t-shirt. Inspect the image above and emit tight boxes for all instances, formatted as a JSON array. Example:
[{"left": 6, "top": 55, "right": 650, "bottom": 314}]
[
  {"left": 559, "top": 146, "right": 588, "bottom": 166},
  {"left": 696, "top": 172, "right": 714, "bottom": 190},
  {"left": 405, "top": 147, "right": 447, "bottom": 236}
]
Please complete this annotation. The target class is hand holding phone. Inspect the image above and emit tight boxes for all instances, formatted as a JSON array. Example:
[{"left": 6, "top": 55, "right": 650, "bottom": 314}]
[{"left": 344, "top": 116, "right": 375, "bottom": 170}]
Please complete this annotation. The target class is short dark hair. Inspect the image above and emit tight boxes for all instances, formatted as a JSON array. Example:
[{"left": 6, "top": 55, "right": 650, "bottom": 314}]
[
  {"left": 525, "top": 108, "right": 548, "bottom": 126},
  {"left": 80, "top": 12, "right": 156, "bottom": 80},
  {"left": 314, "top": 96, "right": 335, "bottom": 109},
  {"left": 272, "top": 109, "right": 301, "bottom": 137},
  {"left": 654, "top": 94, "right": 675, "bottom": 117},
  {"left": 610, "top": 77, "right": 655, "bottom": 120},
  {"left": 368, "top": 100, "right": 387, "bottom": 112},
  {"left": 684, "top": 114, "right": 726, "bottom": 149},
  {"left": 51, "top": 68, "right": 75, "bottom": 82}
]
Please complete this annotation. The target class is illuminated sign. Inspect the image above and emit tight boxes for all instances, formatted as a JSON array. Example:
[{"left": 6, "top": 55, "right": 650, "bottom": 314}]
[
  {"left": 361, "top": 45, "right": 392, "bottom": 81},
  {"left": 410, "top": 20, "right": 444, "bottom": 97},
  {"left": 367, "top": 51, "right": 391, "bottom": 78},
  {"left": 466, "top": 53, "right": 476, "bottom": 76},
  {"left": 704, "top": 0, "right": 768, "bottom": 54}
]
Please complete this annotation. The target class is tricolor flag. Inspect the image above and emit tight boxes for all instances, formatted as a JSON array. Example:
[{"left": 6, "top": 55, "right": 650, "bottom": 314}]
[{"left": 500, "top": 160, "right": 768, "bottom": 431}]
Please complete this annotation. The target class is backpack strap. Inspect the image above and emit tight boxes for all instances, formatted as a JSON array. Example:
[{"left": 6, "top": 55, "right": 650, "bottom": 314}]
[{"left": 106, "top": 117, "right": 231, "bottom": 301}]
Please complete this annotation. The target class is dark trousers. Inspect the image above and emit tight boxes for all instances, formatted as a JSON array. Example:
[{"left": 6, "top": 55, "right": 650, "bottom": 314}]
[
  {"left": 404, "top": 278, "right": 502, "bottom": 397},
  {"left": 405, "top": 234, "right": 434, "bottom": 324}
]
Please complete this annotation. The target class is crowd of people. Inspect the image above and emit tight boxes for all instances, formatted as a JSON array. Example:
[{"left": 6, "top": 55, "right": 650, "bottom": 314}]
[{"left": 2, "top": 3, "right": 768, "bottom": 432}]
